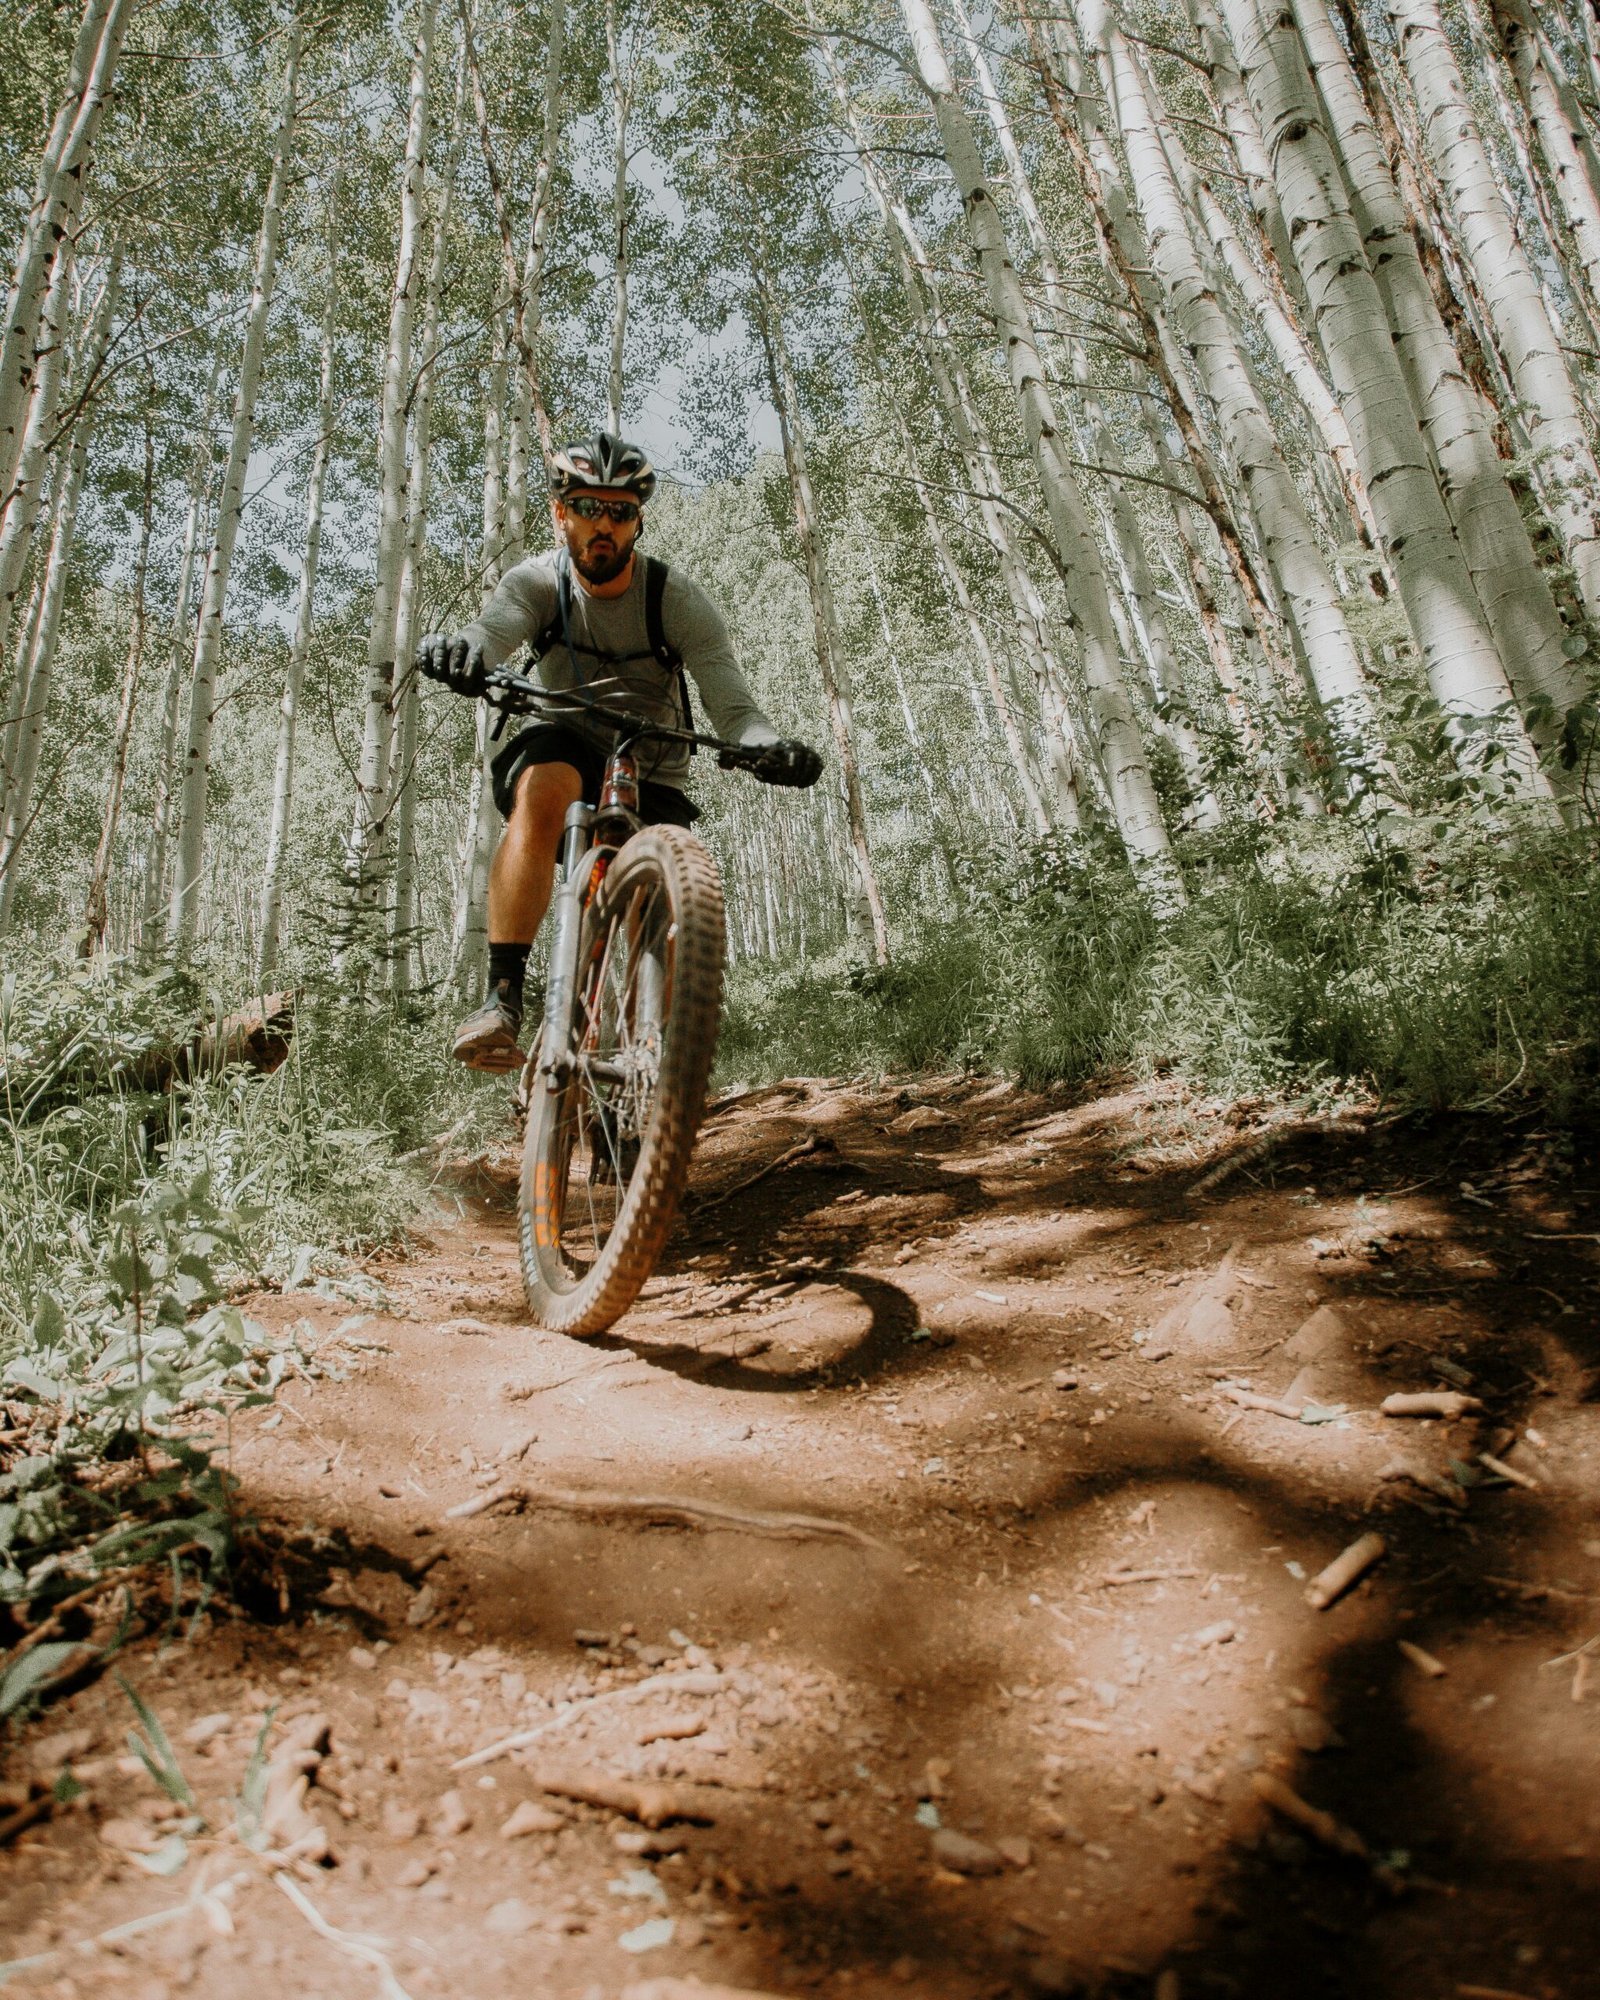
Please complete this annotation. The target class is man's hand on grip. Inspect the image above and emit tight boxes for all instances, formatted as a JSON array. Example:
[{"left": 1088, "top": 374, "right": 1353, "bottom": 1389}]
[
  {"left": 415, "top": 632, "right": 487, "bottom": 698},
  {"left": 752, "top": 738, "right": 823, "bottom": 788}
]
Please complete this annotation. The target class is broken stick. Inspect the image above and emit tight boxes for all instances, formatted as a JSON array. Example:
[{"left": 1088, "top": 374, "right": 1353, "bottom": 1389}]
[
  {"left": 522, "top": 1764, "right": 713, "bottom": 1828},
  {"left": 1306, "top": 1531, "right": 1386, "bottom": 1610},
  {"left": 1478, "top": 1452, "right": 1539, "bottom": 1492},
  {"left": 1381, "top": 1392, "right": 1482, "bottom": 1420},
  {"left": 1250, "top": 1773, "right": 1401, "bottom": 1890},
  {"left": 1225, "top": 1387, "right": 1303, "bottom": 1420}
]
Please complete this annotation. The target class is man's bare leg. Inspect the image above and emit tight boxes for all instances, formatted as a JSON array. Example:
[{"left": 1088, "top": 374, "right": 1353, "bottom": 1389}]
[{"left": 454, "top": 761, "right": 585, "bottom": 1070}]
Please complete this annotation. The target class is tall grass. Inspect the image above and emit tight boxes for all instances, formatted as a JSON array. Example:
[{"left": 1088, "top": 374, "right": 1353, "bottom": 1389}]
[
  {"left": 0, "top": 954, "right": 507, "bottom": 1359},
  {"left": 717, "top": 822, "right": 1600, "bottom": 1121}
]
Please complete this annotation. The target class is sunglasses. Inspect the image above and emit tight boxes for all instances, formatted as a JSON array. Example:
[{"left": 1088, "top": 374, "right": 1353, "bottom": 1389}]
[{"left": 565, "top": 494, "right": 641, "bottom": 524}]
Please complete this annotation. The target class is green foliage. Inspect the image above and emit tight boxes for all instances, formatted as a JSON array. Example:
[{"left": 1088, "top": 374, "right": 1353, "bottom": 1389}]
[
  {"left": 0, "top": 951, "right": 506, "bottom": 1716},
  {"left": 719, "top": 825, "right": 1600, "bottom": 1122}
]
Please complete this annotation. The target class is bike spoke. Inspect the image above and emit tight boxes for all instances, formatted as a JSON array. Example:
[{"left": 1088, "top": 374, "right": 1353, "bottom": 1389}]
[{"left": 547, "top": 877, "right": 675, "bottom": 1276}]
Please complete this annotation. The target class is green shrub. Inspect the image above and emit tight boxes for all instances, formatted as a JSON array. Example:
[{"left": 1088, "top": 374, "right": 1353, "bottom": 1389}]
[{"left": 718, "top": 824, "right": 1600, "bottom": 1122}]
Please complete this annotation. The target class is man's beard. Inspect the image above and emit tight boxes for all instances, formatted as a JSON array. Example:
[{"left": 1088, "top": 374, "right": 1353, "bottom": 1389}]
[{"left": 571, "top": 538, "right": 632, "bottom": 585}]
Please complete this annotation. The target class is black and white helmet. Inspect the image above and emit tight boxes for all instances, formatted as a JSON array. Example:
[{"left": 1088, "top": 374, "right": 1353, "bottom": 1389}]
[{"left": 547, "top": 429, "right": 657, "bottom": 503}]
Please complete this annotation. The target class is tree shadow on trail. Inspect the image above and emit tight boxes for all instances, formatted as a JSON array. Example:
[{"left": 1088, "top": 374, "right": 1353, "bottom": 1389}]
[
  {"left": 582, "top": 1266, "right": 926, "bottom": 1392},
  {"left": 586, "top": 1087, "right": 1600, "bottom": 1998}
]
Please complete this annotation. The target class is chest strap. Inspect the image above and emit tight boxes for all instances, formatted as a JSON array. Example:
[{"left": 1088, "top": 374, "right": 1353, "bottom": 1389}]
[{"left": 530, "top": 553, "right": 694, "bottom": 735}]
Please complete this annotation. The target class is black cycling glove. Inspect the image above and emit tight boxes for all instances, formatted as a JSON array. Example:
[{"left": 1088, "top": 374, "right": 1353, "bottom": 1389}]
[
  {"left": 752, "top": 739, "right": 824, "bottom": 788},
  {"left": 415, "top": 632, "right": 488, "bottom": 698}
]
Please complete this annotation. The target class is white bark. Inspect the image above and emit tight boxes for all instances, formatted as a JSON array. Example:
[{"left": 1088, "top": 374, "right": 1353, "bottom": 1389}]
[
  {"left": 1187, "top": 170, "right": 1377, "bottom": 550},
  {"left": 1492, "top": 0, "right": 1600, "bottom": 363},
  {"left": 257, "top": 181, "right": 341, "bottom": 986},
  {"left": 605, "top": 0, "right": 633, "bottom": 433},
  {"left": 0, "top": 381, "right": 101, "bottom": 935},
  {"left": 1083, "top": 0, "right": 1394, "bottom": 799},
  {"left": 468, "top": 0, "right": 565, "bottom": 558},
  {"left": 0, "top": 240, "right": 79, "bottom": 675},
  {"left": 453, "top": 336, "right": 508, "bottom": 992},
  {"left": 81, "top": 411, "right": 153, "bottom": 954},
  {"left": 756, "top": 262, "right": 890, "bottom": 965},
  {"left": 167, "top": 19, "right": 302, "bottom": 946},
  {"left": 345, "top": 0, "right": 436, "bottom": 912},
  {"left": 896, "top": 0, "right": 1185, "bottom": 908},
  {"left": 141, "top": 340, "right": 225, "bottom": 936},
  {"left": 1184, "top": 0, "right": 1305, "bottom": 310},
  {"left": 0, "top": 0, "right": 132, "bottom": 517},
  {"left": 954, "top": 0, "right": 1219, "bottom": 827},
  {"left": 1292, "top": 0, "right": 1584, "bottom": 751},
  {"left": 1219, "top": 0, "right": 1544, "bottom": 792},
  {"left": 391, "top": 56, "right": 468, "bottom": 994},
  {"left": 1391, "top": 0, "right": 1600, "bottom": 628},
  {"left": 825, "top": 54, "right": 1082, "bottom": 828}
]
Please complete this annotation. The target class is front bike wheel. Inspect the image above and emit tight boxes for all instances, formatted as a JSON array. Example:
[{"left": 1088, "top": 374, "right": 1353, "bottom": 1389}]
[{"left": 519, "top": 825, "right": 725, "bottom": 1335}]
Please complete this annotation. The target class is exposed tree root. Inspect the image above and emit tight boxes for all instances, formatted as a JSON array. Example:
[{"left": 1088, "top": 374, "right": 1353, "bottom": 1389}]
[{"left": 444, "top": 1480, "right": 895, "bottom": 1553}]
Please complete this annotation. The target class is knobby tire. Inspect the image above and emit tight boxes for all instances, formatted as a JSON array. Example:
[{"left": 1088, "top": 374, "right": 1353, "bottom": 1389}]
[{"left": 518, "top": 826, "right": 725, "bottom": 1336}]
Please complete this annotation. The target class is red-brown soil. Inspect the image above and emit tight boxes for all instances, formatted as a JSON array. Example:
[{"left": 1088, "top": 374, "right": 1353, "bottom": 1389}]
[{"left": 3, "top": 1075, "right": 1598, "bottom": 2000}]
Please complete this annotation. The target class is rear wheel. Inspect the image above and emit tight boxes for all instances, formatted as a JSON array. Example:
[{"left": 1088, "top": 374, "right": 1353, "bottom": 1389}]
[{"left": 518, "top": 825, "right": 725, "bottom": 1335}]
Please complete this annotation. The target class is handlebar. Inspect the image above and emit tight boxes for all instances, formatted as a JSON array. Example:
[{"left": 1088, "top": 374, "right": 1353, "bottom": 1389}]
[{"left": 481, "top": 665, "right": 776, "bottom": 776}]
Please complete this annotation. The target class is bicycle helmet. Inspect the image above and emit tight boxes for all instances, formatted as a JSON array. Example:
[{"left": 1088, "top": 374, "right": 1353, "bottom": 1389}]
[{"left": 547, "top": 429, "right": 657, "bottom": 503}]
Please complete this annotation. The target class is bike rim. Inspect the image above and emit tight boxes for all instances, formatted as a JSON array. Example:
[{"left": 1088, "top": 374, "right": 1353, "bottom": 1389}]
[{"left": 536, "top": 873, "right": 677, "bottom": 1284}]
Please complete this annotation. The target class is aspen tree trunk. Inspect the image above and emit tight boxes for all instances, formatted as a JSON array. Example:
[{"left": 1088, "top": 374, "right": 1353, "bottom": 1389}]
[
  {"left": 0, "top": 413, "right": 96, "bottom": 934},
  {"left": 1391, "top": 0, "right": 1600, "bottom": 626},
  {"left": 1292, "top": 0, "right": 1584, "bottom": 759},
  {"left": 1186, "top": 169, "right": 1377, "bottom": 549},
  {"left": 832, "top": 101, "right": 1075, "bottom": 823},
  {"left": 391, "top": 57, "right": 468, "bottom": 995},
  {"left": 0, "top": 0, "right": 132, "bottom": 518},
  {"left": 1082, "top": 0, "right": 1396, "bottom": 801},
  {"left": 0, "top": 253, "right": 118, "bottom": 930},
  {"left": 345, "top": 0, "right": 435, "bottom": 916},
  {"left": 0, "top": 241, "right": 80, "bottom": 670},
  {"left": 754, "top": 274, "right": 890, "bottom": 964},
  {"left": 1184, "top": 0, "right": 1305, "bottom": 312},
  {"left": 1022, "top": 3, "right": 1293, "bottom": 693},
  {"left": 142, "top": 343, "right": 224, "bottom": 938},
  {"left": 453, "top": 339, "right": 508, "bottom": 994},
  {"left": 80, "top": 403, "right": 154, "bottom": 954},
  {"left": 954, "top": 0, "right": 1220, "bottom": 827},
  {"left": 864, "top": 538, "right": 971, "bottom": 891},
  {"left": 465, "top": 0, "right": 565, "bottom": 556},
  {"left": 1491, "top": 0, "right": 1600, "bottom": 364},
  {"left": 896, "top": 0, "right": 1185, "bottom": 909},
  {"left": 604, "top": 0, "right": 632, "bottom": 433},
  {"left": 1217, "top": 0, "right": 1547, "bottom": 794},
  {"left": 257, "top": 183, "right": 341, "bottom": 986},
  {"left": 820, "top": 34, "right": 1098, "bottom": 817},
  {"left": 168, "top": 19, "right": 302, "bottom": 946}
]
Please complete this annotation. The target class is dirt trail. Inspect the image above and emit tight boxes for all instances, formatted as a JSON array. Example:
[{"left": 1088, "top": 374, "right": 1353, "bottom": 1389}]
[{"left": 4, "top": 1075, "right": 1599, "bottom": 2000}]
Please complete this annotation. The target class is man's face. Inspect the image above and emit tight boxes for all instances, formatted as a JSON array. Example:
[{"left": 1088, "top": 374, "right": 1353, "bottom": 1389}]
[{"left": 553, "top": 489, "right": 642, "bottom": 586}]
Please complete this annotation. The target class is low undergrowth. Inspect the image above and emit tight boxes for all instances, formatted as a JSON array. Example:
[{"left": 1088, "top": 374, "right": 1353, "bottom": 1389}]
[
  {"left": 718, "top": 821, "right": 1600, "bottom": 1124},
  {"left": 0, "top": 956, "right": 504, "bottom": 1723}
]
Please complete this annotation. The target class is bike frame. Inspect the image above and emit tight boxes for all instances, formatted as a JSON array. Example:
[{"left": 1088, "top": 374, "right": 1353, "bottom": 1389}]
[{"left": 482, "top": 668, "right": 759, "bottom": 1098}]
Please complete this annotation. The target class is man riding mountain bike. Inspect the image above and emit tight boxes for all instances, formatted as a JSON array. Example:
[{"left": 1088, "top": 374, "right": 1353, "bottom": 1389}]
[{"left": 416, "top": 429, "right": 823, "bottom": 1071}]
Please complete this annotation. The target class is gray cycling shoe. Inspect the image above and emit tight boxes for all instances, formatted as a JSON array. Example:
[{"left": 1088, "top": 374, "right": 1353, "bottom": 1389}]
[{"left": 452, "top": 985, "right": 526, "bottom": 1072}]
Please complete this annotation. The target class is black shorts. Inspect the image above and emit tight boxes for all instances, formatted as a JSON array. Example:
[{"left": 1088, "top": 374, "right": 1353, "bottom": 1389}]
[{"left": 490, "top": 723, "right": 699, "bottom": 827}]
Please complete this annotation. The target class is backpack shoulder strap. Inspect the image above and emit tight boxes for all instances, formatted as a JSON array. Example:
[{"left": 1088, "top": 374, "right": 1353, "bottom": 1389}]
[
  {"left": 644, "top": 555, "right": 695, "bottom": 735},
  {"left": 530, "top": 555, "right": 571, "bottom": 663},
  {"left": 643, "top": 555, "right": 683, "bottom": 672}
]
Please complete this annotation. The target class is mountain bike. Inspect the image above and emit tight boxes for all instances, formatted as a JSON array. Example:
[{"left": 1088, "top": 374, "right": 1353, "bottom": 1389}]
[{"left": 481, "top": 666, "right": 798, "bottom": 1336}]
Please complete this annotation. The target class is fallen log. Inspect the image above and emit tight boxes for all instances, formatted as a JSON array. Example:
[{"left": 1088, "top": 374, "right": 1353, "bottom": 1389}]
[{"left": 5, "top": 992, "right": 296, "bottom": 1121}]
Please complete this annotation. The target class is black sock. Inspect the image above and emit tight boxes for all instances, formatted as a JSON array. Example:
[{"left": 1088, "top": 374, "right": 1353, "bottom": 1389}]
[{"left": 487, "top": 942, "right": 530, "bottom": 1012}]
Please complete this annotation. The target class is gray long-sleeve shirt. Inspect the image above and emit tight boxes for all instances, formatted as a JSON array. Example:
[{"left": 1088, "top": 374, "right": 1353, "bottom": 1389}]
[{"left": 462, "top": 552, "right": 778, "bottom": 789}]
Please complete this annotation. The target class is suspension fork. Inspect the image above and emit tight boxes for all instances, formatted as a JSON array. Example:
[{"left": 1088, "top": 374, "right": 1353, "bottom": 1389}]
[{"left": 539, "top": 803, "right": 599, "bottom": 1089}]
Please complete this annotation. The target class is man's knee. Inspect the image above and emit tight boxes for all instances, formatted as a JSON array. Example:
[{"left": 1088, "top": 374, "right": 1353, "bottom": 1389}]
[{"left": 510, "top": 760, "right": 583, "bottom": 836}]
